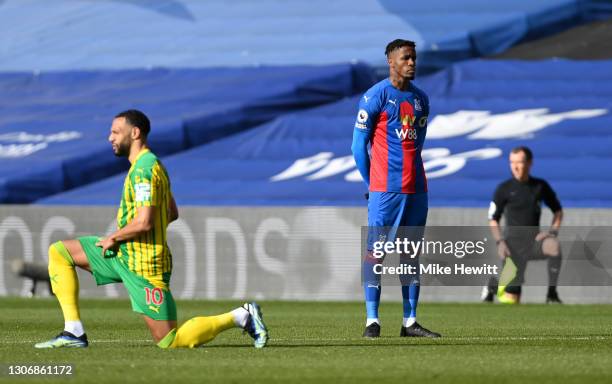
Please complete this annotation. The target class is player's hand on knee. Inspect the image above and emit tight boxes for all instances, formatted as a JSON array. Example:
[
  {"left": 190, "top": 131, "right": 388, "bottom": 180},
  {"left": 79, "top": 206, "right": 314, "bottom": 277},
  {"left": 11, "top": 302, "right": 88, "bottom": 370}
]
[
  {"left": 497, "top": 240, "right": 510, "bottom": 260},
  {"left": 96, "top": 237, "right": 118, "bottom": 257}
]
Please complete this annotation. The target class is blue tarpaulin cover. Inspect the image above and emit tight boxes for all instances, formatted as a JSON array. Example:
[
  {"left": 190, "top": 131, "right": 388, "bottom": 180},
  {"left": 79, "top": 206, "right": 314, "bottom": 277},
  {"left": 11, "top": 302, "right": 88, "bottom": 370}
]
[
  {"left": 0, "top": 64, "right": 374, "bottom": 202},
  {"left": 0, "top": 1, "right": 608, "bottom": 73},
  {"left": 40, "top": 60, "right": 612, "bottom": 208}
]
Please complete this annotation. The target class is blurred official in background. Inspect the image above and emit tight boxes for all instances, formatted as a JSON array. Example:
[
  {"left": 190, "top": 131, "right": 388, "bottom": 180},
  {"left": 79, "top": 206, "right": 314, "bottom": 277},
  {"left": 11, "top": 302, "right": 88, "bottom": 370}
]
[{"left": 486, "top": 146, "right": 563, "bottom": 304}]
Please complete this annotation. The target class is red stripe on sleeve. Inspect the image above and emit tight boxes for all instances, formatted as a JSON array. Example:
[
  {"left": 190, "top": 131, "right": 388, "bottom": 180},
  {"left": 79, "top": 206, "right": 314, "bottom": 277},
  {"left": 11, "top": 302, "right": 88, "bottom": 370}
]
[
  {"left": 370, "top": 111, "right": 388, "bottom": 191},
  {"left": 400, "top": 101, "right": 416, "bottom": 193}
]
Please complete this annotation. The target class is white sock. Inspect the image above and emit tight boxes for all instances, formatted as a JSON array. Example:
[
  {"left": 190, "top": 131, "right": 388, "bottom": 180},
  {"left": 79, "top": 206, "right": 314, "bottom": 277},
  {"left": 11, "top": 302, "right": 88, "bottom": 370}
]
[
  {"left": 231, "top": 307, "right": 249, "bottom": 328},
  {"left": 366, "top": 318, "right": 379, "bottom": 326},
  {"left": 403, "top": 317, "right": 416, "bottom": 327},
  {"left": 64, "top": 320, "right": 85, "bottom": 337}
]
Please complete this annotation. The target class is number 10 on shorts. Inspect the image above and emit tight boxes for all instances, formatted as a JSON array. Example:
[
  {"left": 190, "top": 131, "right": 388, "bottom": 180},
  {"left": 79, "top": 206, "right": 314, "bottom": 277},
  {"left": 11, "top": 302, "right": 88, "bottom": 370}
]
[{"left": 144, "top": 287, "right": 164, "bottom": 305}]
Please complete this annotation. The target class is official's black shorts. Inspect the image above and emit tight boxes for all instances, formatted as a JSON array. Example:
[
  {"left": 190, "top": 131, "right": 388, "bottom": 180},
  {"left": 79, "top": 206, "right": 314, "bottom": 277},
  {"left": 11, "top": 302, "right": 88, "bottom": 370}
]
[{"left": 504, "top": 237, "right": 548, "bottom": 291}]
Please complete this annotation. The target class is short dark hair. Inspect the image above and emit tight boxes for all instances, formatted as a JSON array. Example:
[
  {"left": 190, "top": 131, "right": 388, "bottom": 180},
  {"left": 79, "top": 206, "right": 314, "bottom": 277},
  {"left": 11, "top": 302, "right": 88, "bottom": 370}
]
[
  {"left": 511, "top": 146, "right": 533, "bottom": 162},
  {"left": 115, "top": 109, "right": 151, "bottom": 137},
  {"left": 385, "top": 39, "right": 416, "bottom": 57}
]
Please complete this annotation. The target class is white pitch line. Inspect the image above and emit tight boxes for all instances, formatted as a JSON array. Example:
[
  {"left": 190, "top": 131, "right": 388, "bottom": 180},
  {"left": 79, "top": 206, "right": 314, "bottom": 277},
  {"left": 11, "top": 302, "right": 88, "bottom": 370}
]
[
  {"left": 5, "top": 336, "right": 611, "bottom": 344},
  {"left": 5, "top": 339, "right": 153, "bottom": 344},
  {"left": 270, "top": 336, "right": 611, "bottom": 342}
]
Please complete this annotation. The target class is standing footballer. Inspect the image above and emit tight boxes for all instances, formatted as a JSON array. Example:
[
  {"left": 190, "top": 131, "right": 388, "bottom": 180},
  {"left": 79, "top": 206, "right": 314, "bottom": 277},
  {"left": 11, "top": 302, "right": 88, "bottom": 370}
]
[
  {"left": 35, "top": 109, "right": 268, "bottom": 349},
  {"left": 351, "top": 39, "right": 440, "bottom": 338}
]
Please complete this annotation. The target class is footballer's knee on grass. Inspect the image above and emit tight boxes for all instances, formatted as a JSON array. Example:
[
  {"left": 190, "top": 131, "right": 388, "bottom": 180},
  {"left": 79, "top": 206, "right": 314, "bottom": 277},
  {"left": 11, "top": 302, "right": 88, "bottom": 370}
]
[
  {"left": 143, "top": 316, "right": 176, "bottom": 343},
  {"left": 61, "top": 239, "right": 91, "bottom": 272}
]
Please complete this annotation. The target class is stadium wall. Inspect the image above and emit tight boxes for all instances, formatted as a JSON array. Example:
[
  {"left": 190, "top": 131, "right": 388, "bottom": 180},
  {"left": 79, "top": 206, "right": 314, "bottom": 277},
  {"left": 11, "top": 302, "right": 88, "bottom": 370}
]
[{"left": 1, "top": 206, "right": 611, "bottom": 303}]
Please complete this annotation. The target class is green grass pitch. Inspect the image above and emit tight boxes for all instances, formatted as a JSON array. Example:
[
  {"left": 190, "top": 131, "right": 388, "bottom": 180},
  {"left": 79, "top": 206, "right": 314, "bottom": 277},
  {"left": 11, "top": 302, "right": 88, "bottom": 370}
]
[{"left": 1, "top": 298, "right": 611, "bottom": 383}]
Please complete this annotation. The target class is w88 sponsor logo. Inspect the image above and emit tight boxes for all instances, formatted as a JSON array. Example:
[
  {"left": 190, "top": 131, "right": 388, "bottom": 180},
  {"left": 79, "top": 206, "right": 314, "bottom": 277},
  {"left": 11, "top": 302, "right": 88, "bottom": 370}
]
[{"left": 395, "top": 128, "right": 417, "bottom": 141}]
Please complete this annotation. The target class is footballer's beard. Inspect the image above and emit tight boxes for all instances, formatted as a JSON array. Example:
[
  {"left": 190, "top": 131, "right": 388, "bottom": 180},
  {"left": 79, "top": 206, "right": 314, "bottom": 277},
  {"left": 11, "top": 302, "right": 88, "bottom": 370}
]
[{"left": 113, "top": 140, "right": 131, "bottom": 157}]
